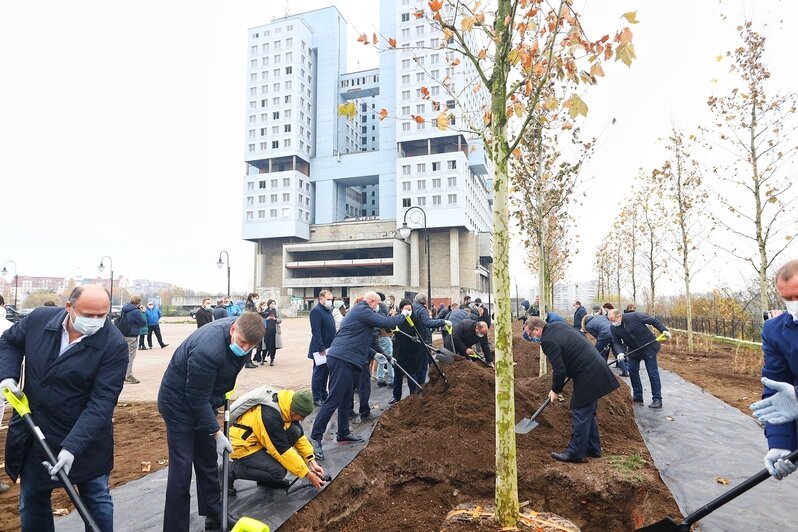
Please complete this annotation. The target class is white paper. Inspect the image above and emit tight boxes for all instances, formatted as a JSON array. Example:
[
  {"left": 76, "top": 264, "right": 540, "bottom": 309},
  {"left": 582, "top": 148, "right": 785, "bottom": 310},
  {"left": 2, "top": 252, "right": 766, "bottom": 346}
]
[{"left": 313, "top": 351, "right": 327, "bottom": 365}]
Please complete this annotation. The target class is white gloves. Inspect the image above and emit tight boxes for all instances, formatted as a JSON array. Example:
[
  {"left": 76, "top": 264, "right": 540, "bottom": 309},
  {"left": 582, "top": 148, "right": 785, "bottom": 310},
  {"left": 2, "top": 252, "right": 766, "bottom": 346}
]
[
  {"left": 751, "top": 378, "right": 798, "bottom": 425},
  {"left": 444, "top": 320, "right": 452, "bottom": 327},
  {"left": 214, "top": 432, "right": 232, "bottom": 455},
  {"left": 401, "top": 309, "right": 412, "bottom": 317},
  {"left": 44, "top": 449, "right": 75, "bottom": 480},
  {"left": 0, "top": 378, "right": 21, "bottom": 398},
  {"left": 662, "top": 330, "right": 672, "bottom": 340},
  {"left": 617, "top": 353, "right": 626, "bottom": 362},
  {"left": 765, "top": 448, "right": 797, "bottom": 480}
]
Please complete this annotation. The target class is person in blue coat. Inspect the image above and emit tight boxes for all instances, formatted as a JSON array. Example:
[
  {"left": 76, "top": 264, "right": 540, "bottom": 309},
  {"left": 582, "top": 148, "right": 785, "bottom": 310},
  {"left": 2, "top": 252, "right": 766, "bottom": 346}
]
[
  {"left": 572, "top": 301, "right": 587, "bottom": 331},
  {"left": 584, "top": 313, "right": 629, "bottom": 377},
  {"left": 0, "top": 285, "right": 128, "bottom": 532},
  {"left": 309, "top": 292, "right": 410, "bottom": 460},
  {"left": 307, "top": 290, "right": 336, "bottom": 406},
  {"left": 157, "top": 313, "right": 265, "bottom": 532},
  {"left": 750, "top": 260, "right": 798, "bottom": 480},
  {"left": 144, "top": 301, "right": 168, "bottom": 349},
  {"left": 412, "top": 293, "right": 450, "bottom": 384},
  {"left": 608, "top": 309, "right": 671, "bottom": 409},
  {"left": 118, "top": 295, "right": 147, "bottom": 384},
  {"left": 545, "top": 310, "right": 565, "bottom": 323}
]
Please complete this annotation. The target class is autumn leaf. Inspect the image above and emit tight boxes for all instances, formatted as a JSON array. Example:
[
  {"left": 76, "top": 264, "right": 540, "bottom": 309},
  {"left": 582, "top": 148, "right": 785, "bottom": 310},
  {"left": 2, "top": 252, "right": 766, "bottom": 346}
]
[
  {"left": 373, "top": 33, "right": 379, "bottom": 45},
  {"left": 507, "top": 49, "right": 520, "bottom": 65},
  {"left": 561, "top": 122, "right": 573, "bottom": 130},
  {"left": 338, "top": 101, "right": 357, "bottom": 120},
  {"left": 379, "top": 108, "right": 388, "bottom": 121},
  {"left": 543, "top": 96, "right": 558, "bottom": 111},
  {"left": 388, "top": 37, "right": 397, "bottom": 49},
  {"left": 461, "top": 17, "right": 476, "bottom": 32},
  {"left": 428, "top": 0, "right": 443, "bottom": 12},
  {"left": 442, "top": 28, "right": 454, "bottom": 41},
  {"left": 622, "top": 11, "right": 639, "bottom": 24},
  {"left": 357, "top": 34, "right": 369, "bottom": 45},
  {"left": 412, "top": 114, "right": 426, "bottom": 124},
  {"left": 615, "top": 42, "right": 636, "bottom": 67},
  {"left": 478, "top": 49, "right": 487, "bottom": 59},
  {"left": 472, "top": 83, "right": 481, "bottom": 94},
  {"left": 436, "top": 111, "right": 450, "bottom": 130},
  {"left": 432, "top": 100, "right": 441, "bottom": 111},
  {"left": 513, "top": 102, "right": 525, "bottom": 118},
  {"left": 589, "top": 62, "right": 605, "bottom": 78},
  {"left": 512, "top": 148, "right": 522, "bottom": 159},
  {"left": 618, "top": 27, "right": 634, "bottom": 46},
  {"left": 421, "top": 86, "right": 430, "bottom": 98},
  {"left": 414, "top": 10, "right": 424, "bottom": 19},
  {"left": 470, "top": 144, "right": 477, "bottom": 153},
  {"left": 564, "top": 95, "right": 588, "bottom": 118},
  {"left": 450, "top": 58, "right": 461, "bottom": 66},
  {"left": 715, "top": 477, "right": 729, "bottom": 485}
]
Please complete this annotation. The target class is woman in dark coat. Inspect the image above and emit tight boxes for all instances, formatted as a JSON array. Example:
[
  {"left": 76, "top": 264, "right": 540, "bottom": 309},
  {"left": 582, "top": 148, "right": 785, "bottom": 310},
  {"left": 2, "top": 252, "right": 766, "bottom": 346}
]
[
  {"left": 261, "top": 299, "right": 281, "bottom": 366},
  {"left": 390, "top": 298, "right": 420, "bottom": 404}
]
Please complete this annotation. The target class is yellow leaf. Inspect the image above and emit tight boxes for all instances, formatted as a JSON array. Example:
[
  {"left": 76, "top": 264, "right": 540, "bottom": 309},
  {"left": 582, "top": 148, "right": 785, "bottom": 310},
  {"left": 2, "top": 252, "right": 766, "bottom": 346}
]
[
  {"left": 716, "top": 477, "right": 729, "bottom": 485},
  {"left": 513, "top": 102, "right": 524, "bottom": 118},
  {"left": 615, "top": 42, "right": 636, "bottom": 67},
  {"left": 564, "top": 95, "right": 588, "bottom": 118},
  {"left": 443, "top": 28, "right": 454, "bottom": 41},
  {"left": 379, "top": 108, "right": 388, "bottom": 121},
  {"left": 436, "top": 111, "right": 449, "bottom": 130},
  {"left": 715, "top": 55, "right": 723, "bottom": 62},
  {"left": 507, "top": 49, "right": 520, "bottom": 65},
  {"left": 589, "top": 62, "right": 605, "bottom": 78},
  {"left": 338, "top": 101, "right": 357, "bottom": 120},
  {"left": 462, "top": 17, "right": 476, "bottom": 32},
  {"left": 622, "top": 11, "right": 639, "bottom": 24},
  {"left": 544, "top": 96, "right": 558, "bottom": 110}
]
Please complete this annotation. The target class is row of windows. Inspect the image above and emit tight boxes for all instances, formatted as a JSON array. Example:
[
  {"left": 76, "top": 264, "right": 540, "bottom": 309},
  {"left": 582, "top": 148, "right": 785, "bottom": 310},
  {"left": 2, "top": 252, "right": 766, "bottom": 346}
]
[
  {"left": 245, "top": 208, "right": 311, "bottom": 222},
  {"left": 340, "top": 74, "right": 379, "bottom": 88},
  {"left": 250, "top": 67, "right": 312, "bottom": 85},
  {"left": 245, "top": 193, "right": 311, "bottom": 206},
  {"left": 401, "top": 160, "right": 458, "bottom": 174},
  {"left": 401, "top": 176, "right": 458, "bottom": 190},
  {"left": 250, "top": 53, "right": 312, "bottom": 71},
  {"left": 250, "top": 25, "right": 293, "bottom": 40},
  {"left": 400, "top": 194, "right": 457, "bottom": 207},
  {"left": 250, "top": 37, "right": 295, "bottom": 56},
  {"left": 246, "top": 179, "right": 312, "bottom": 192}
]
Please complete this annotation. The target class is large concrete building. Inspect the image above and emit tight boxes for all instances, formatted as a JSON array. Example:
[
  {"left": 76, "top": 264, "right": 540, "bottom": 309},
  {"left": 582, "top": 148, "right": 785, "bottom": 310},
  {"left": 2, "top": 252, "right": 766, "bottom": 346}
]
[{"left": 242, "top": 2, "right": 493, "bottom": 308}]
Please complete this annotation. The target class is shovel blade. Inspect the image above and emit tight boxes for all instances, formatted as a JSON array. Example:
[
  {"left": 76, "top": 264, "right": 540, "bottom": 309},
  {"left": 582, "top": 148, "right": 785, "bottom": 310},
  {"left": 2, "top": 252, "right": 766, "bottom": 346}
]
[
  {"left": 434, "top": 347, "right": 455, "bottom": 364},
  {"left": 635, "top": 517, "right": 688, "bottom": 532},
  {"left": 514, "top": 417, "right": 539, "bottom": 434}
]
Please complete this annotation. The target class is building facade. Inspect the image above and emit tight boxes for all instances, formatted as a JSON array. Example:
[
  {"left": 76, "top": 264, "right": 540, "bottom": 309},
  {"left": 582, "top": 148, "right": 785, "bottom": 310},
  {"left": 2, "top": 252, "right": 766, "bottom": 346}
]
[{"left": 242, "top": 2, "right": 493, "bottom": 308}]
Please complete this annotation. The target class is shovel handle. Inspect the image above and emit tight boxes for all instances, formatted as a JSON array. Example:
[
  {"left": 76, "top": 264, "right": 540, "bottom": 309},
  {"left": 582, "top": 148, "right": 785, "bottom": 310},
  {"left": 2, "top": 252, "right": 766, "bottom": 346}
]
[{"left": 683, "top": 449, "right": 798, "bottom": 526}]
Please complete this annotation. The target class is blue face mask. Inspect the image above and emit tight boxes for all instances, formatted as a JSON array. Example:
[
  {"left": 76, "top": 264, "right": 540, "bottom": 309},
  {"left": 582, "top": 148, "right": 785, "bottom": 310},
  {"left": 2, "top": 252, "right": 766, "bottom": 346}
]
[
  {"left": 229, "top": 342, "right": 247, "bottom": 357},
  {"left": 522, "top": 331, "right": 541, "bottom": 343}
]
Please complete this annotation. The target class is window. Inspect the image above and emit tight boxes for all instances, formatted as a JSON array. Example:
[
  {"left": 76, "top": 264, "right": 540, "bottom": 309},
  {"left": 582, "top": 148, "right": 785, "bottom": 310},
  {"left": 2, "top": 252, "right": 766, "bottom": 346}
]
[
  {"left": 416, "top": 72, "right": 425, "bottom": 82},
  {"left": 402, "top": 122, "right": 410, "bottom": 131},
  {"left": 270, "top": 194, "right": 278, "bottom": 202},
  {"left": 246, "top": 196, "right": 254, "bottom": 206},
  {"left": 260, "top": 142, "right": 268, "bottom": 150},
  {"left": 402, "top": 165, "right": 411, "bottom": 176},
  {"left": 431, "top": 54, "right": 439, "bottom": 64},
  {"left": 416, "top": 104, "right": 425, "bottom": 113},
  {"left": 401, "top": 12, "right": 410, "bottom": 22},
  {"left": 430, "top": 38, "right": 439, "bottom": 48},
  {"left": 246, "top": 211, "right": 253, "bottom": 220},
  {"left": 270, "top": 179, "right": 278, "bottom": 187},
  {"left": 284, "top": 139, "right": 291, "bottom": 147},
  {"left": 402, "top": 198, "right": 411, "bottom": 207},
  {"left": 432, "top": 178, "right": 441, "bottom": 188},
  {"left": 362, "top": 126, "right": 367, "bottom": 133},
  {"left": 285, "top": 80, "right": 292, "bottom": 89},
  {"left": 272, "top": 140, "right": 279, "bottom": 148},
  {"left": 446, "top": 99, "right": 455, "bottom": 109},
  {"left": 251, "top": 45, "right": 258, "bottom": 55},
  {"left": 247, "top": 182, "right": 254, "bottom": 190},
  {"left": 432, "top": 195, "right": 441, "bottom": 205},
  {"left": 282, "top": 208, "right": 290, "bottom": 217},
  {"left": 402, "top": 74, "right": 410, "bottom": 84},
  {"left": 401, "top": 106, "right": 410, "bottom": 116},
  {"left": 282, "top": 193, "right": 290, "bottom": 201},
  {"left": 283, "top": 178, "right": 290, "bottom": 186},
  {"left": 272, "top": 126, "right": 279, "bottom": 134},
  {"left": 447, "top": 160, "right": 457, "bottom": 169},
  {"left": 284, "top": 109, "right": 292, "bottom": 118},
  {"left": 270, "top": 209, "right": 277, "bottom": 218},
  {"left": 401, "top": 28, "right": 410, "bottom": 38},
  {"left": 258, "top": 195, "right": 265, "bottom": 203},
  {"left": 416, "top": 25, "right": 424, "bottom": 35},
  {"left": 417, "top": 196, "right": 426, "bottom": 206},
  {"left": 448, "top": 193, "right": 457, "bottom": 205},
  {"left": 258, "top": 180, "right": 267, "bottom": 189},
  {"left": 417, "top": 163, "right": 426, "bottom": 173},
  {"left": 417, "top": 180, "right": 426, "bottom": 190},
  {"left": 448, "top": 176, "right": 457, "bottom": 186},
  {"left": 248, "top": 143, "right": 255, "bottom": 152},
  {"left": 402, "top": 181, "right": 411, "bottom": 191},
  {"left": 248, "top": 129, "right": 256, "bottom": 138},
  {"left": 432, "top": 162, "right": 441, "bottom": 171},
  {"left": 249, "top": 101, "right": 257, "bottom": 109},
  {"left": 284, "top": 95, "right": 291, "bottom": 103},
  {"left": 258, "top": 210, "right": 265, "bottom": 219},
  {"left": 285, "top": 66, "right": 292, "bottom": 74},
  {"left": 431, "top": 86, "right": 440, "bottom": 96},
  {"left": 402, "top": 90, "right": 410, "bottom": 101},
  {"left": 273, "top": 111, "right": 280, "bottom": 119},
  {"left": 284, "top": 124, "right": 291, "bottom": 133},
  {"left": 286, "top": 37, "right": 293, "bottom": 46},
  {"left": 401, "top": 59, "right": 411, "bottom": 69}
]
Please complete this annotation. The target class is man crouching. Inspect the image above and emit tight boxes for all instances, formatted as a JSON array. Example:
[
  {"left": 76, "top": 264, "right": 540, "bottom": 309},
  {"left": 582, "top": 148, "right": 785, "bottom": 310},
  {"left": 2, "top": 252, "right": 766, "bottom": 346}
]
[{"left": 227, "top": 387, "right": 326, "bottom": 495}]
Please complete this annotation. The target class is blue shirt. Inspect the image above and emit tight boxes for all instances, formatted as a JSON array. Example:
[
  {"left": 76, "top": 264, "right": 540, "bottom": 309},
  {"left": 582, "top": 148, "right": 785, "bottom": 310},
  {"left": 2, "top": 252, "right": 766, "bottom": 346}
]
[{"left": 762, "top": 313, "right": 798, "bottom": 450}]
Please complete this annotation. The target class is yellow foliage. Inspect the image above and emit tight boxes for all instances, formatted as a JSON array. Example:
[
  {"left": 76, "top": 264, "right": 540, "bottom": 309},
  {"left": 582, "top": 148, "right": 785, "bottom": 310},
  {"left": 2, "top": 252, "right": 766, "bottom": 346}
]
[
  {"left": 337, "top": 101, "right": 356, "bottom": 120},
  {"left": 622, "top": 11, "right": 639, "bottom": 24}
]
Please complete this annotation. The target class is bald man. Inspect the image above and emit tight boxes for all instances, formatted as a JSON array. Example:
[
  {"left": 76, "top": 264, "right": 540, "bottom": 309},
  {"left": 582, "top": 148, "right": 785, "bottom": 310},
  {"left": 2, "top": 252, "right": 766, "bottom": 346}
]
[
  {"left": 309, "top": 291, "right": 410, "bottom": 460},
  {"left": 0, "top": 285, "right": 128, "bottom": 531}
]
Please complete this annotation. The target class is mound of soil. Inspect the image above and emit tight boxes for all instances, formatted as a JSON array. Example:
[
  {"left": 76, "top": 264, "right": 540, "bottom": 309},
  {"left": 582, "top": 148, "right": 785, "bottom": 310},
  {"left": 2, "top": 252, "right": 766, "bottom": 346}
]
[{"left": 286, "top": 324, "right": 679, "bottom": 531}]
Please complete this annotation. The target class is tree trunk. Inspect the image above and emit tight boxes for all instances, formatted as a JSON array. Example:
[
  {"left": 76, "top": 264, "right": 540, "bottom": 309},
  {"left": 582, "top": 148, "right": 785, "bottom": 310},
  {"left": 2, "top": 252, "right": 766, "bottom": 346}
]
[
  {"left": 674, "top": 151, "right": 694, "bottom": 352},
  {"left": 749, "top": 99, "right": 770, "bottom": 318},
  {"left": 648, "top": 225, "right": 656, "bottom": 313}
]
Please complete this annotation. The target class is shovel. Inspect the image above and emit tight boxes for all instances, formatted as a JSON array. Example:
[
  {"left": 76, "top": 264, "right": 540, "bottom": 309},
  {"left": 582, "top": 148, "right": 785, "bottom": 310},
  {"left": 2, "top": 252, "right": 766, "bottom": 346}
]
[
  {"left": 393, "top": 327, "right": 456, "bottom": 364},
  {"left": 222, "top": 388, "right": 234, "bottom": 532},
  {"left": 2, "top": 388, "right": 101, "bottom": 532},
  {"left": 515, "top": 377, "right": 572, "bottom": 434},
  {"left": 387, "top": 355, "right": 424, "bottom": 392},
  {"left": 636, "top": 449, "right": 798, "bottom": 531}
]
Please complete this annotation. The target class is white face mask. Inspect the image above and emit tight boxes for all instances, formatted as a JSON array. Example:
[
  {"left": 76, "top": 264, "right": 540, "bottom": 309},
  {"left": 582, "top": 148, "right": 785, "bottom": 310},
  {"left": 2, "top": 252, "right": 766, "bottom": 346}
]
[
  {"left": 785, "top": 300, "right": 798, "bottom": 321},
  {"left": 203, "top": 304, "right": 211, "bottom": 310},
  {"left": 476, "top": 332, "right": 484, "bottom": 338},
  {"left": 611, "top": 320, "right": 622, "bottom": 327},
  {"left": 71, "top": 310, "right": 106, "bottom": 336},
  {"left": 323, "top": 299, "right": 333, "bottom": 309}
]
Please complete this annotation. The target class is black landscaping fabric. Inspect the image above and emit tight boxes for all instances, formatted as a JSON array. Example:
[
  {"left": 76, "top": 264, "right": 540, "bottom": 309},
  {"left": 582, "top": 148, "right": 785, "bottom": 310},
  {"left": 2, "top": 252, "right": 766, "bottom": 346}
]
[
  {"left": 56, "top": 382, "right": 400, "bottom": 531},
  {"left": 623, "top": 368, "right": 798, "bottom": 531}
]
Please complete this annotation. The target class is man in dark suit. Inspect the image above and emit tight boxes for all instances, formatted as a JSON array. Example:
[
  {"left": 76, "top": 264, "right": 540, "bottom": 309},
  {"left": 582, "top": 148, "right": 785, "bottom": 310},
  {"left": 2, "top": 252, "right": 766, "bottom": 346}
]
[
  {"left": 307, "top": 290, "right": 336, "bottom": 406},
  {"left": 607, "top": 309, "right": 671, "bottom": 409},
  {"left": 451, "top": 319, "right": 493, "bottom": 367},
  {"left": 523, "top": 317, "right": 620, "bottom": 463}
]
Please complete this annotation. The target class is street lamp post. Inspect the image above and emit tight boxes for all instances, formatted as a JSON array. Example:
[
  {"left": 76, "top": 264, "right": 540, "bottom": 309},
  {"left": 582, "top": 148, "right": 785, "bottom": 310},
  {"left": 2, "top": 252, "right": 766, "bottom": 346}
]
[
  {"left": 510, "top": 276, "right": 520, "bottom": 319},
  {"left": 98, "top": 256, "right": 113, "bottom": 308},
  {"left": 217, "top": 250, "right": 231, "bottom": 297},
  {"left": 2, "top": 260, "right": 18, "bottom": 308},
  {"left": 397, "top": 206, "right": 431, "bottom": 303}
]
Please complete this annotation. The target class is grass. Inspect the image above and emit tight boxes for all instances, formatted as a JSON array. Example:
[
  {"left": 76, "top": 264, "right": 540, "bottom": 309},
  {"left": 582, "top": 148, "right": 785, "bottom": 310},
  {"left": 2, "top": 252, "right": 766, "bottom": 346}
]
[{"left": 607, "top": 454, "right": 646, "bottom": 483}]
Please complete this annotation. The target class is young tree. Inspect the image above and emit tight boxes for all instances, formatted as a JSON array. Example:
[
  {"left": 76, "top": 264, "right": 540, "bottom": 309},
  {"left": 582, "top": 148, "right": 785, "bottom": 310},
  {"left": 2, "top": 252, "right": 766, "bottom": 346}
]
[
  {"left": 616, "top": 198, "right": 640, "bottom": 304},
  {"left": 634, "top": 170, "right": 668, "bottom": 313},
  {"left": 353, "top": 2, "right": 636, "bottom": 525},
  {"left": 703, "top": 23, "right": 798, "bottom": 317},
  {"left": 658, "top": 128, "right": 708, "bottom": 352}
]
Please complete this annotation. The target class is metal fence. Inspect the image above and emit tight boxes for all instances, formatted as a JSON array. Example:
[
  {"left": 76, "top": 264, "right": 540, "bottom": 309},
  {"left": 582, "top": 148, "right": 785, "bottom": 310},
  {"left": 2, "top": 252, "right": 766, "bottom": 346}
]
[{"left": 656, "top": 315, "right": 763, "bottom": 343}]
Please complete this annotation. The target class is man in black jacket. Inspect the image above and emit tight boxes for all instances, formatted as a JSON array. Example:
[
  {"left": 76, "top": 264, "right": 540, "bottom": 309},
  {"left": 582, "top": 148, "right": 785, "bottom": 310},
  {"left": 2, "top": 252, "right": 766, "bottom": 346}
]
[
  {"left": 452, "top": 319, "right": 493, "bottom": 367},
  {"left": 572, "top": 300, "right": 587, "bottom": 331},
  {"left": 195, "top": 297, "right": 213, "bottom": 328},
  {"left": 411, "top": 293, "right": 450, "bottom": 384},
  {"left": 607, "top": 309, "right": 670, "bottom": 409},
  {"left": 0, "top": 285, "right": 128, "bottom": 531},
  {"left": 118, "top": 295, "right": 147, "bottom": 384},
  {"left": 523, "top": 317, "right": 620, "bottom": 463},
  {"left": 157, "top": 312, "right": 265, "bottom": 532}
]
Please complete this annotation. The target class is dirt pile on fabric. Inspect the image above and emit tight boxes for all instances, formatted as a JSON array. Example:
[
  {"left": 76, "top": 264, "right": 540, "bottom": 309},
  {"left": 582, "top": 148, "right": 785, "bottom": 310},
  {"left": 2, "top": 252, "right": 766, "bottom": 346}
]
[{"left": 286, "top": 326, "right": 680, "bottom": 531}]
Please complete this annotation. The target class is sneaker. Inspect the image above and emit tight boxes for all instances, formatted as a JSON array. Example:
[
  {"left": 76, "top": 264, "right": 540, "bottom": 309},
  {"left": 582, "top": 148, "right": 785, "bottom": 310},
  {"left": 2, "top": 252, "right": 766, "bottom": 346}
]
[
  {"left": 649, "top": 399, "right": 663, "bottom": 409},
  {"left": 205, "top": 514, "right": 237, "bottom": 531},
  {"left": 310, "top": 438, "right": 324, "bottom": 461},
  {"left": 245, "top": 363, "right": 257, "bottom": 369},
  {"left": 125, "top": 376, "right": 140, "bottom": 384},
  {"left": 632, "top": 397, "right": 643, "bottom": 404},
  {"left": 336, "top": 432, "right": 365, "bottom": 444},
  {"left": 376, "top": 381, "right": 387, "bottom": 388},
  {"left": 360, "top": 412, "right": 372, "bottom": 421},
  {"left": 370, "top": 373, "right": 377, "bottom": 382},
  {"left": 388, "top": 397, "right": 399, "bottom": 405},
  {"left": 313, "top": 399, "right": 324, "bottom": 407},
  {"left": 0, "top": 482, "right": 9, "bottom": 493}
]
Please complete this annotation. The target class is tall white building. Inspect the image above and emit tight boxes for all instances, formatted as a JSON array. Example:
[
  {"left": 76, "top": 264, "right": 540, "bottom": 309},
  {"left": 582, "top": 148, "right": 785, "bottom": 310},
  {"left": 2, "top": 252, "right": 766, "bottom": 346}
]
[{"left": 242, "top": 2, "right": 493, "bottom": 308}]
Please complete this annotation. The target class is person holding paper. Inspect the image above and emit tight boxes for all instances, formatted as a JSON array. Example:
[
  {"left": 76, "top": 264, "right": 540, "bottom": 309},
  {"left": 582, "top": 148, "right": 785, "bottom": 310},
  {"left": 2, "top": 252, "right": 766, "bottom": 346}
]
[{"left": 307, "top": 290, "right": 336, "bottom": 407}]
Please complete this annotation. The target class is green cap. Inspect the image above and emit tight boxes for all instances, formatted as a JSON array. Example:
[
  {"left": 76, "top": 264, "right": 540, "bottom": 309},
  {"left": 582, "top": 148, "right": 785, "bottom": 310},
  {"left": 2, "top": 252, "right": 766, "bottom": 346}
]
[{"left": 291, "top": 390, "right": 314, "bottom": 417}]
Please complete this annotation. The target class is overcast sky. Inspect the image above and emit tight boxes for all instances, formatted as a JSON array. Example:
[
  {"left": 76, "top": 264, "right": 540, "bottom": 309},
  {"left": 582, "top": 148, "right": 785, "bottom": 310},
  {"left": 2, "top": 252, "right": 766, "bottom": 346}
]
[{"left": 1, "top": 0, "right": 795, "bottom": 296}]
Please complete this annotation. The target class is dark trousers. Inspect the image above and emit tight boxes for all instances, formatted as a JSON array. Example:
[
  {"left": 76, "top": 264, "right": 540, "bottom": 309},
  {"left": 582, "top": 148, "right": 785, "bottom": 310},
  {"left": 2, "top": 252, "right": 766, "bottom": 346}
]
[
  {"left": 147, "top": 324, "right": 166, "bottom": 348},
  {"left": 352, "top": 361, "right": 371, "bottom": 416},
  {"left": 263, "top": 332, "right": 277, "bottom": 362},
  {"left": 163, "top": 423, "right": 222, "bottom": 531},
  {"left": 231, "top": 425, "right": 301, "bottom": 483},
  {"left": 566, "top": 400, "right": 601, "bottom": 459},
  {"left": 138, "top": 334, "right": 147, "bottom": 349},
  {"left": 595, "top": 338, "right": 629, "bottom": 374},
  {"left": 310, "top": 356, "right": 357, "bottom": 441},
  {"left": 311, "top": 360, "right": 329, "bottom": 402},
  {"left": 416, "top": 348, "right": 430, "bottom": 385},
  {"left": 392, "top": 358, "right": 419, "bottom": 401}
]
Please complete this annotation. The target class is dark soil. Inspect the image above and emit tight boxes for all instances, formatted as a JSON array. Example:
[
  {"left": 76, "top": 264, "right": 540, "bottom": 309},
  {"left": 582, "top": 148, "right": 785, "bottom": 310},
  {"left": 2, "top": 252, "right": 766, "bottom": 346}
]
[
  {"left": 286, "top": 323, "right": 679, "bottom": 531},
  {"left": 0, "top": 402, "right": 168, "bottom": 532}
]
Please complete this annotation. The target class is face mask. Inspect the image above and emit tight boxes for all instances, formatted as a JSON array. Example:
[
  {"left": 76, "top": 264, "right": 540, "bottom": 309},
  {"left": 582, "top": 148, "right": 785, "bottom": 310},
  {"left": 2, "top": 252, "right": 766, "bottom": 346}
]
[
  {"left": 785, "top": 300, "right": 798, "bottom": 321},
  {"left": 229, "top": 342, "right": 247, "bottom": 357},
  {"left": 269, "top": 304, "right": 276, "bottom": 309},
  {"left": 522, "top": 331, "right": 540, "bottom": 343},
  {"left": 323, "top": 299, "right": 333, "bottom": 309},
  {"left": 203, "top": 304, "right": 211, "bottom": 310},
  {"left": 611, "top": 320, "right": 622, "bottom": 327},
  {"left": 372, "top": 305, "right": 379, "bottom": 312},
  {"left": 71, "top": 311, "right": 105, "bottom": 336},
  {"left": 476, "top": 332, "right": 484, "bottom": 338}
]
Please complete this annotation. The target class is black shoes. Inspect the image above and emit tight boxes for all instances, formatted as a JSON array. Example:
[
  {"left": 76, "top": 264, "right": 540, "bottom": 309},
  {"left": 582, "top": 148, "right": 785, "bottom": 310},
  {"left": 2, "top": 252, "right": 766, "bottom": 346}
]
[
  {"left": 245, "top": 363, "right": 257, "bottom": 368},
  {"left": 257, "top": 478, "right": 290, "bottom": 489},
  {"left": 336, "top": 432, "right": 365, "bottom": 443},
  {"left": 388, "top": 397, "right": 399, "bottom": 404},
  {"left": 632, "top": 398, "right": 644, "bottom": 404},
  {"left": 551, "top": 452, "right": 587, "bottom": 464},
  {"left": 161, "top": 344, "right": 169, "bottom": 348},
  {"left": 619, "top": 372, "right": 629, "bottom": 377},
  {"left": 139, "top": 347, "right": 148, "bottom": 350},
  {"left": 359, "top": 412, "right": 372, "bottom": 421},
  {"left": 310, "top": 438, "right": 324, "bottom": 461},
  {"left": 586, "top": 450, "right": 602, "bottom": 458},
  {"left": 269, "top": 360, "right": 274, "bottom": 366},
  {"left": 205, "top": 514, "right": 237, "bottom": 531},
  {"left": 649, "top": 399, "right": 663, "bottom": 409},
  {"left": 377, "top": 381, "right": 387, "bottom": 387}
]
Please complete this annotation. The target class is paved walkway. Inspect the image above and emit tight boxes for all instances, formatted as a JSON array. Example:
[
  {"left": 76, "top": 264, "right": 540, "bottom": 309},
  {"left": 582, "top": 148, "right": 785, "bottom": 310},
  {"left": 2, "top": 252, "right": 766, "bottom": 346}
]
[{"left": 624, "top": 368, "right": 798, "bottom": 530}]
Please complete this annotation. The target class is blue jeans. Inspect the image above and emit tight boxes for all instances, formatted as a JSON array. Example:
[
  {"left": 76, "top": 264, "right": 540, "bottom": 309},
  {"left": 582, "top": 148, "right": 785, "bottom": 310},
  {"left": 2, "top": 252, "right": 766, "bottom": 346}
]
[
  {"left": 627, "top": 353, "right": 662, "bottom": 401},
  {"left": 595, "top": 338, "right": 628, "bottom": 374},
  {"left": 20, "top": 456, "right": 113, "bottom": 532},
  {"left": 376, "top": 337, "right": 394, "bottom": 383},
  {"left": 566, "top": 401, "right": 601, "bottom": 458}
]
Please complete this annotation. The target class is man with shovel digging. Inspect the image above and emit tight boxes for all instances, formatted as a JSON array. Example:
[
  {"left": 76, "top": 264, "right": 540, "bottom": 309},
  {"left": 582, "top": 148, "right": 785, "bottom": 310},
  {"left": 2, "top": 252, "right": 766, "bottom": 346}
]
[
  {"left": 523, "top": 317, "right": 619, "bottom": 463},
  {"left": 452, "top": 319, "right": 494, "bottom": 368}
]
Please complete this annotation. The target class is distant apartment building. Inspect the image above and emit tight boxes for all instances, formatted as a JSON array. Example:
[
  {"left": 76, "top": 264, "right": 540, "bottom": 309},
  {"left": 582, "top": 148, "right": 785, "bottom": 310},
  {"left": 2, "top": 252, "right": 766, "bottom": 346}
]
[
  {"left": 553, "top": 281, "right": 599, "bottom": 312},
  {"left": 242, "top": 2, "right": 493, "bottom": 307},
  {"left": 0, "top": 275, "right": 68, "bottom": 304}
]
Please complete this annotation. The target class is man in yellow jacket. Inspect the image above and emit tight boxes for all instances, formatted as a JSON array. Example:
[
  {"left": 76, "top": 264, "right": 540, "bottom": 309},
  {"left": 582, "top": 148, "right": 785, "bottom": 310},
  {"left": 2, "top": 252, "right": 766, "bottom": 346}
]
[{"left": 228, "top": 387, "right": 326, "bottom": 495}]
